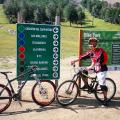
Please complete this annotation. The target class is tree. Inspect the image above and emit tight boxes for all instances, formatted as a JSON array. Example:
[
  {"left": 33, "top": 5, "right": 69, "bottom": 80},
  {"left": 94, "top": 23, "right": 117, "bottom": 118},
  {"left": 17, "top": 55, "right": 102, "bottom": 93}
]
[
  {"left": 64, "top": 3, "right": 78, "bottom": 26},
  {"left": 77, "top": 7, "right": 85, "bottom": 26},
  {"left": 81, "top": 0, "right": 87, "bottom": 8},
  {"left": 104, "top": 8, "right": 113, "bottom": 23},
  {"left": 113, "top": 2, "right": 120, "bottom": 8},
  {"left": 46, "top": 1, "right": 57, "bottom": 22},
  {"left": 3, "top": 0, "right": 19, "bottom": 23},
  {"left": 0, "top": 0, "right": 4, "bottom": 4},
  {"left": 34, "top": 5, "right": 47, "bottom": 24},
  {"left": 113, "top": 8, "right": 120, "bottom": 24}
]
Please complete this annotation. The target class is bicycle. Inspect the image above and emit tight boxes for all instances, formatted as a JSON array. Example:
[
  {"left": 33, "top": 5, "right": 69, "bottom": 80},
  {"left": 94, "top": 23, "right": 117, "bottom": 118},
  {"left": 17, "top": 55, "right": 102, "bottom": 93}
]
[
  {"left": 56, "top": 64, "right": 116, "bottom": 106},
  {"left": 0, "top": 66, "right": 56, "bottom": 113}
]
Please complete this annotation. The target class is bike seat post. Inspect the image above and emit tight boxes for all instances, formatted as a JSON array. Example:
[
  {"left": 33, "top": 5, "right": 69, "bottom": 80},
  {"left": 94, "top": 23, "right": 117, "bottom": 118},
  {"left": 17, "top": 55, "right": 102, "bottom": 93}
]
[{"left": 1, "top": 72, "right": 9, "bottom": 81}]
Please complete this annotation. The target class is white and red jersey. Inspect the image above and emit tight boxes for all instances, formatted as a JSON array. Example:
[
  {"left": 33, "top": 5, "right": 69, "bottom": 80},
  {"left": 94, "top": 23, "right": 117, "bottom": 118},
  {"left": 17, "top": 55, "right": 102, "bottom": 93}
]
[{"left": 79, "top": 48, "right": 108, "bottom": 72}]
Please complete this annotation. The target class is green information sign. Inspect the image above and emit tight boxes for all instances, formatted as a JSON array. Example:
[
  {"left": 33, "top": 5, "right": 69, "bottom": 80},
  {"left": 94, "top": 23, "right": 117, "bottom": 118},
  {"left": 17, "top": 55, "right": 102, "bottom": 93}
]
[
  {"left": 17, "top": 23, "right": 60, "bottom": 80},
  {"left": 80, "top": 30, "right": 120, "bottom": 70}
]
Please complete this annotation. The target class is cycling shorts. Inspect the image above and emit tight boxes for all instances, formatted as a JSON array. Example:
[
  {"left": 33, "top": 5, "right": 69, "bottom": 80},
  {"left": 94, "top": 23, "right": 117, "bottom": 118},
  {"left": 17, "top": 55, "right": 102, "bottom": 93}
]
[{"left": 96, "top": 71, "right": 107, "bottom": 85}]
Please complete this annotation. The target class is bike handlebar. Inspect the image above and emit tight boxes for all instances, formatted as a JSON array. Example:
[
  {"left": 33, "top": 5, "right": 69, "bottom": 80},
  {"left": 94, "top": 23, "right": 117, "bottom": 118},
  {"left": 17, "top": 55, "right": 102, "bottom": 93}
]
[{"left": 71, "top": 63, "right": 87, "bottom": 73}]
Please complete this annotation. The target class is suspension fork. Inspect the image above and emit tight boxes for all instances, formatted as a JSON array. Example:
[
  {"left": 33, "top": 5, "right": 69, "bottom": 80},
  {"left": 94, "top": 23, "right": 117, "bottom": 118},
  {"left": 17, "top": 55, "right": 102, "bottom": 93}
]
[
  {"left": 32, "top": 74, "right": 43, "bottom": 90},
  {"left": 67, "top": 74, "right": 78, "bottom": 92}
]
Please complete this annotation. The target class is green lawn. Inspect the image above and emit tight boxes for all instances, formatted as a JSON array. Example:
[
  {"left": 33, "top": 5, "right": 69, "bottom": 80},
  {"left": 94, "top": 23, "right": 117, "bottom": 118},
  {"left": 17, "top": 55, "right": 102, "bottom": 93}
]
[
  {"left": 61, "top": 20, "right": 120, "bottom": 58},
  {"left": 0, "top": 4, "right": 120, "bottom": 59},
  {"left": 84, "top": 10, "right": 120, "bottom": 30},
  {"left": 0, "top": 24, "right": 16, "bottom": 57},
  {"left": 0, "top": 4, "right": 9, "bottom": 24},
  {"left": 0, "top": 4, "right": 16, "bottom": 58}
]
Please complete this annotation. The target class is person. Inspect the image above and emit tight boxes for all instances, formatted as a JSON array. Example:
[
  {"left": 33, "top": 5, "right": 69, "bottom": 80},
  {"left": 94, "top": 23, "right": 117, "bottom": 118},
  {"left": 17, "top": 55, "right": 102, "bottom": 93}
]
[{"left": 71, "top": 36, "right": 108, "bottom": 106}]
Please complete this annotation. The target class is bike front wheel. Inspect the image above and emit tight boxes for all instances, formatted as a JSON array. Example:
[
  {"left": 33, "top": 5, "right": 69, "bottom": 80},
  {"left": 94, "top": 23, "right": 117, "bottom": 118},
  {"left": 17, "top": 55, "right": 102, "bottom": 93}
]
[
  {"left": 32, "top": 80, "right": 56, "bottom": 106},
  {"left": 0, "top": 84, "right": 12, "bottom": 113},
  {"left": 56, "top": 80, "right": 79, "bottom": 106},
  {"left": 94, "top": 78, "right": 116, "bottom": 102}
]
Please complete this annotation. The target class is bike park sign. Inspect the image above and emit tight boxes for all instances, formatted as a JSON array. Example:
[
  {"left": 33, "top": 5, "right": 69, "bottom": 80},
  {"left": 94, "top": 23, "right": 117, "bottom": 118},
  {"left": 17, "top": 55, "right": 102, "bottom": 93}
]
[
  {"left": 79, "top": 30, "right": 120, "bottom": 71},
  {"left": 17, "top": 23, "right": 60, "bottom": 80}
]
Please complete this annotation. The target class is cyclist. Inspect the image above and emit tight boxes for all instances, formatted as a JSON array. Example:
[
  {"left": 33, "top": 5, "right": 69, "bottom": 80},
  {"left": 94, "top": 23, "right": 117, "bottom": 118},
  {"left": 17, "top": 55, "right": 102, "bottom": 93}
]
[{"left": 71, "top": 36, "right": 108, "bottom": 106}]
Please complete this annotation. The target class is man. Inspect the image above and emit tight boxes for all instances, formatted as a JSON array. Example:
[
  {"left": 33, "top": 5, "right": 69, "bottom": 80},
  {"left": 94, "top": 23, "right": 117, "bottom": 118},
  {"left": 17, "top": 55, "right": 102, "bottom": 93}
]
[{"left": 71, "top": 36, "right": 108, "bottom": 106}]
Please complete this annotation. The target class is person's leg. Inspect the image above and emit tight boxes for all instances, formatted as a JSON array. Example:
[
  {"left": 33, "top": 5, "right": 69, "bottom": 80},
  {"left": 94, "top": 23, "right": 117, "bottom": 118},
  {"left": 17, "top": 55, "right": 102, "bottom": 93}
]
[
  {"left": 97, "top": 71, "right": 108, "bottom": 106},
  {"left": 100, "top": 85, "right": 108, "bottom": 99},
  {"left": 81, "top": 70, "right": 89, "bottom": 89}
]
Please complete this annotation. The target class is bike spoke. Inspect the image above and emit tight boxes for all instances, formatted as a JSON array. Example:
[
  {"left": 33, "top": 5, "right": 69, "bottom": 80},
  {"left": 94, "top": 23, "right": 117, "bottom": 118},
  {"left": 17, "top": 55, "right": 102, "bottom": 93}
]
[
  {"left": 0, "top": 84, "right": 12, "bottom": 113},
  {"left": 95, "top": 78, "right": 116, "bottom": 102},
  {"left": 56, "top": 80, "right": 78, "bottom": 106},
  {"left": 32, "top": 80, "right": 55, "bottom": 106}
]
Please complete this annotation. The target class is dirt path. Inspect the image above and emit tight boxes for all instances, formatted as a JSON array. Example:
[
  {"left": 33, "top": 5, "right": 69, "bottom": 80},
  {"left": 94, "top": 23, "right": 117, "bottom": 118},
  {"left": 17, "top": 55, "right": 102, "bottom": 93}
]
[{"left": 0, "top": 56, "right": 120, "bottom": 120}]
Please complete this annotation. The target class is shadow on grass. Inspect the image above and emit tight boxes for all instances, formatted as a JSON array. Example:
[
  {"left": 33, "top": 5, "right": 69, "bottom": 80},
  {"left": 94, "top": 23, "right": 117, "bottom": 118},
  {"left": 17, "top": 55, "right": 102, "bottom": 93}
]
[
  {"left": 73, "top": 25, "right": 96, "bottom": 28},
  {"left": 0, "top": 96, "right": 120, "bottom": 116},
  {"left": 61, "top": 24, "right": 95, "bottom": 29}
]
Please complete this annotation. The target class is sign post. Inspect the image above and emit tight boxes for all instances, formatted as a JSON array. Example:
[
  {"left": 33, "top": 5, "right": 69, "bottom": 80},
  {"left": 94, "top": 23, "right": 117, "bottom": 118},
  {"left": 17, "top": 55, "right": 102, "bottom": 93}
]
[
  {"left": 17, "top": 23, "right": 60, "bottom": 98},
  {"left": 79, "top": 30, "right": 120, "bottom": 96},
  {"left": 79, "top": 30, "right": 120, "bottom": 70}
]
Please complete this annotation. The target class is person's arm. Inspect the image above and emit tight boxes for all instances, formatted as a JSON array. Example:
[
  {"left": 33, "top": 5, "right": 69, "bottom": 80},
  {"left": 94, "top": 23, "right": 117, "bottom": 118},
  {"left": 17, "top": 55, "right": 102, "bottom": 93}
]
[
  {"left": 86, "top": 61, "right": 95, "bottom": 70},
  {"left": 71, "top": 51, "right": 91, "bottom": 65}
]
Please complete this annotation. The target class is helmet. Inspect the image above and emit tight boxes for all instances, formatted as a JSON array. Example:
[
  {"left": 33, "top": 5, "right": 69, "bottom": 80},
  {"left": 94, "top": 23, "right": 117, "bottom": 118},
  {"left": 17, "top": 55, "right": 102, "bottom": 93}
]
[{"left": 88, "top": 37, "right": 98, "bottom": 47}]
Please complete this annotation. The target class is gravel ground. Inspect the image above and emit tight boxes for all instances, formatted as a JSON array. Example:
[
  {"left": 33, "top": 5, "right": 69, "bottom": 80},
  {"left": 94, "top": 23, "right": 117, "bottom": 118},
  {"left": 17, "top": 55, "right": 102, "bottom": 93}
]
[{"left": 0, "top": 56, "right": 120, "bottom": 120}]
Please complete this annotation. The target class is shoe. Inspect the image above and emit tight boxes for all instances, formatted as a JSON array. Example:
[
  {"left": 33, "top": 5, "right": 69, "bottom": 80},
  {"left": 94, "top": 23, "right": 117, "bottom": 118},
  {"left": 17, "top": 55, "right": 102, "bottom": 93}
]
[
  {"left": 102, "top": 100, "right": 108, "bottom": 107},
  {"left": 100, "top": 102, "right": 108, "bottom": 108},
  {"left": 100, "top": 105, "right": 107, "bottom": 108}
]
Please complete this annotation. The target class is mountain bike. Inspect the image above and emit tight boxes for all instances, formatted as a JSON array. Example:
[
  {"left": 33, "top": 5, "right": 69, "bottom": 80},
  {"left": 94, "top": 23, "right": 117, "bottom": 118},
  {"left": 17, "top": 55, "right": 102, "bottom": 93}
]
[
  {"left": 0, "top": 66, "right": 56, "bottom": 113},
  {"left": 56, "top": 64, "right": 116, "bottom": 106}
]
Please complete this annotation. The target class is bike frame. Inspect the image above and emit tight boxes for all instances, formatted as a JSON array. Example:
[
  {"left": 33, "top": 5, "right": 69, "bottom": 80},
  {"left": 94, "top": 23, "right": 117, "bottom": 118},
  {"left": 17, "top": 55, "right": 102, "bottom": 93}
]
[
  {"left": 72, "top": 69, "right": 97, "bottom": 82},
  {"left": 0, "top": 69, "right": 34, "bottom": 96}
]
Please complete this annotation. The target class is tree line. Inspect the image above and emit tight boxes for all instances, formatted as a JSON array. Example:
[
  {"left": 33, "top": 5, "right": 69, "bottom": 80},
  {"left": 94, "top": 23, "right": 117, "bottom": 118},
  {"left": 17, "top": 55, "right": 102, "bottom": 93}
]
[
  {"left": 2, "top": 0, "right": 120, "bottom": 25},
  {"left": 0, "top": 0, "right": 4, "bottom": 4},
  {"left": 2, "top": 0, "right": 85, "bottom": 26},
  {"left": 81, "top": 0, "right": 120, "bottom": 25}
]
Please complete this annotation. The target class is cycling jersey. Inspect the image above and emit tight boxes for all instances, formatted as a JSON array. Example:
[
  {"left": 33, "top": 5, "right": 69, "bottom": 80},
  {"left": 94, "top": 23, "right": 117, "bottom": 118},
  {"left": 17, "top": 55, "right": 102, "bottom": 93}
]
[{"left": 79, "top": 48, "right": 108, "bottom": 72}]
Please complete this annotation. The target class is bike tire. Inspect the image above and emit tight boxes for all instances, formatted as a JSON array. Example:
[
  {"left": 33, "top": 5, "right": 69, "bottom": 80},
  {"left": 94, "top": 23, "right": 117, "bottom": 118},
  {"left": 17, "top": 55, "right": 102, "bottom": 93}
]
[
  {"left": 0, "top": 84, "right": 12, "bottom": 113},
  {"left": 32, "top": 80, "right": 56, "bottom": 106},
  {"left": 94, "top": 78, "right": 116, "bottom": 102},
  {"left": 56, "top": 80, "right": 79, "bottom": 106}
]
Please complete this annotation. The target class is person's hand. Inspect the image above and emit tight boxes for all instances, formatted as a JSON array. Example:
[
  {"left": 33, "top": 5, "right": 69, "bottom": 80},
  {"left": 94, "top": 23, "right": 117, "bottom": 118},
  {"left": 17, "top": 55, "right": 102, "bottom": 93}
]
[
  {"left": 86, "top": 66, "right": 92, "bottom": 70},
  {"left": 71, "top": 61, "right": 75, "bottom": 65}
]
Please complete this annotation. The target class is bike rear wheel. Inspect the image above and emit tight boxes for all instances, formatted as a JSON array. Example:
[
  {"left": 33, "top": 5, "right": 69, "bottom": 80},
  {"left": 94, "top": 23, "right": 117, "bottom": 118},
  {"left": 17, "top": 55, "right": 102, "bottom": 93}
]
[
  {"left": 95, "top": 78, "right": 116, "bottom": 102},
  {"left": 0, "top": 84, "right": 12, "bottom": 113},
  {"left": 56, "top": 80, "right": 79, "bottom": 106},
  {"left": 32, "top": 80, "right": 56, "bottom": 106}
]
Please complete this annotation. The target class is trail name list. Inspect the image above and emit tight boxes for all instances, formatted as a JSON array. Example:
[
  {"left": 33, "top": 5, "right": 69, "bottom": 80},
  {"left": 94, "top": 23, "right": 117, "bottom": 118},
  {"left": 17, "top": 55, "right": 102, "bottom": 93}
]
[{"left": 17, "top": 24, "right": 60, "bottom": 80}]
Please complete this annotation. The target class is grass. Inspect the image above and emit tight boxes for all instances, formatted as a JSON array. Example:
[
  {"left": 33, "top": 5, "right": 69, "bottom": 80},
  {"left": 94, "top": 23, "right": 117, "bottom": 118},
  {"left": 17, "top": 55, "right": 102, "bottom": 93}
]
[
  {"left": 61, "top": 10, "right": 120, "bottom": 58},
  {"left": 0, "top": 4, "right": 16, "bottom": 58},
  {"left": 61, "top": 20, "right": 120, "bottom": 58},
  {"left": 84, "top": 10, "right": 120, "bottom": 30},
  {"left": 0, "top": 24, "right": 16, "bottom": 57},
  {"left": 61, "top": 23, "right": 80, "bottom": 58},
  {"left": 0, "top": 4, "right": 120, "bottom": 59},
  {"left": 0, "top": 4, "right": 9, "bottom": 24}
]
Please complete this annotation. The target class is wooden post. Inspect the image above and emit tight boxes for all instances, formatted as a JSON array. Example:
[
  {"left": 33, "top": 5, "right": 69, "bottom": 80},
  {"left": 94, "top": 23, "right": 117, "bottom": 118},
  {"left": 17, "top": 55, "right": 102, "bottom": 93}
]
[
  {"left": 55, "top": 16, "right": 60, "bottom": 25},
  {"left": 54, "top": 16, "right": 60, "bottom": 88},
  {"left": 18, "top": 80, "right": 22, "bottom": 100},
  {"left": 78, "top": 30, "right": 83, "bottom": 96},
  {"left": 55, "top": 80, "right": 58, "bottom": 89}
]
